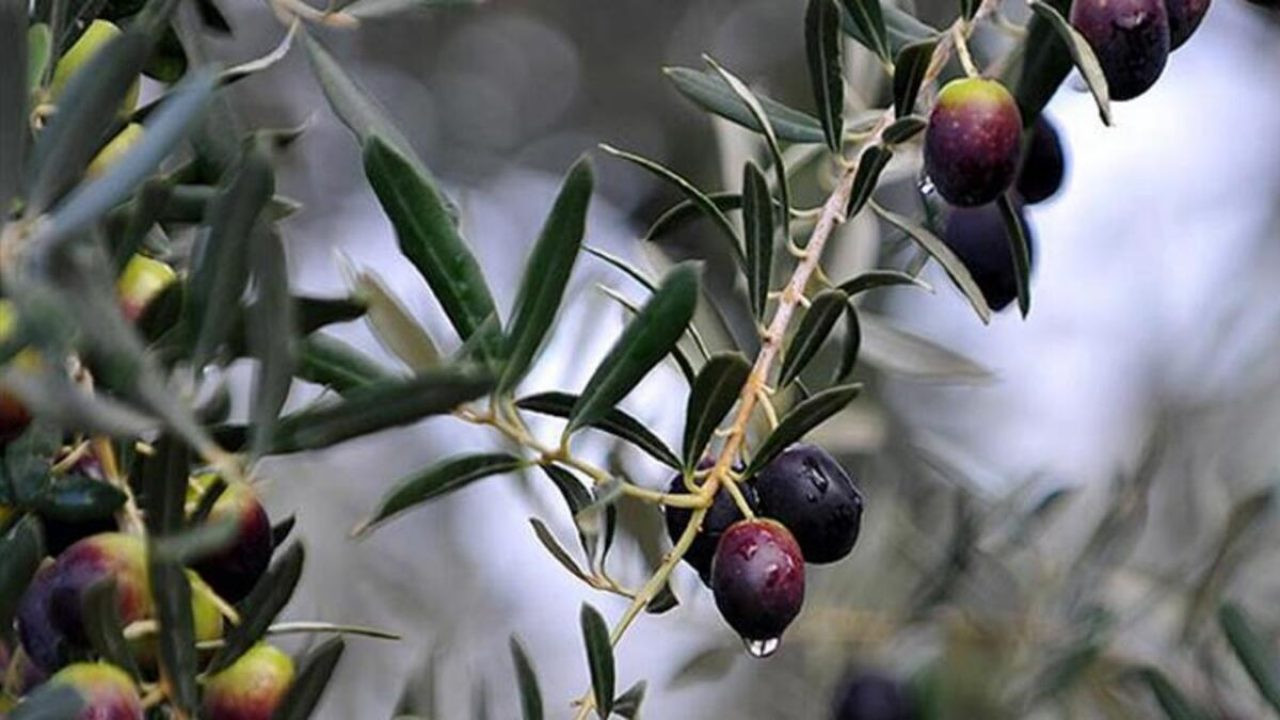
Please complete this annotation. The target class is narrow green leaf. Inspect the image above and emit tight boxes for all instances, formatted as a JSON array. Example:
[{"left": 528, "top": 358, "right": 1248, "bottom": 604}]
[
  {"left": 23, "top": 31, "right": 150, "bottom": 214},
  {"left": 683, "top": 352, "right": 750, "bottom": 469},
  {"left": 646, "top": 582, "right": 680, "bottom": 615},
  {"left": 1135, "top": 667, "right": 1211, "bottom": 720},
  {"left": 580, "top": 603, "right": 615, "bottom": 718},
  {"left": 703, "top": 57, "right": 790, "bottom": 241},
  {"left": 510, "top": 636, "right": 544, "bottom": 720},
  {"left": 0, "top": 0, "right": 27, "bottom": 211},
  {"left": 540, "top": 464, "right": 597, "bottom": 558},
  {"left": 364, "top": 136, "right": 499, "bottom": 344},
  {"left": 585, "top": 248, "right": 712, "bottom": 360},
  {"left": 517, "top": 392, "right": 680, "bottom": 469},
  {"left": 840, "top": 0, "right": 939, "bottom": 54},
  {"left": 779, "top": 289, "right": 848, "bottom": 386},
  {"left": 1219, "top": 602, "right": 1280, "bottom": 712},
  {"left": 805, "top": 0, "right": 844, "bottom": 152},
  {"left": 568, "top": 263, "right": 700, "bottom": 435},
  {"left": 996, "top": 194, "right": 1033, "bottom": 318},
  {"left": 295, "top": 295, "right": 368, "bottom": 335},
  {"left": 352, "top": 268, "right": 440, "bottom": 371},
  {"left": 846, "top": 144, "right": 893, "bottom": 218},
  {"left": 208, "top": 543, "right": 305, "bottom": 674},
  {"left": 0, "top": 515, "right": 43, "bottom": 632},
  {"left": 249, "top": 226, "right": 297, "bottom": 458},
  {"left": 960, "top": 0, "right": 979, "bottom": 21},
  {"left": 188, "top": 139, "right": 275, "bottom": 368},
  {"left": 357, "top": 453, "right": 524, "bottom": 534},
  {"left": 595, "top": 287, "right": 698, "bottom": 387},
  {"left": 664, "top": 67, "right": 826, "bottom": 144},
  {"left": 138, "top": 436, "right": 189, "bottom": 536},
  {"left": 148, "top": 558, "right": 199, "bottom": 715},
  {"left": 742, "top": 163, "right": 774, "bottom": 321},
  {"left": 1007, "top": 0, "right": 1073, "bottom": 126},
  {"left": 838, "top": 269, "right": 931, "bottom": 296},
  {"left": 599, "top": 145, "right": 743, "bottom": 266},
  {"left": 745, "top": 383, "right": 861, "bottom": 475},
  {"left": 297, "top": 333, "right": 398, "bottom": 394},
  {"left": 81, "top": 579, "right": 143, "bottom": 682},
  {"left": 882, "top": 115, "right": 926, "bottom": 145},
  {"left": 612, "top": 681, "right": 647, "bottom": 719},
  {"left": 839, "top": 0, "right": 890, "bottom": 62},
  {"left": 274, "top": 637, "right": 345, "bottom": 720},
  {"left": 836, "top": 303, "right": 862, "bottom": 381},
  {"left": 501, "top": 157, "right": 592, "bottom": 391},
  {"left": 893, "top": 39, "right": 937, "bottom": 117},
  {"left": 529, "top": 518, "right": 590, "bottom": 583},
  {"left": 271, "top": 368, "right": 493, "bottom": 454},
  {"left": 1026, "top": 0, "right": 1111, "bottom": 126},
  {"left": 644, "top": 192, "right": 743, "bottom": 242},
  {"left": 869, "top": 201, "right": 992, "bottom": 324}
]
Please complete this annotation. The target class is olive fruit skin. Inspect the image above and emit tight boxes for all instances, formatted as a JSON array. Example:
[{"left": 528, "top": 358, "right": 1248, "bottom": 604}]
[
  {"left": 17, "top": 534, "right": 151, "bottom": 672},
  {"left": 1070, "top": 0, "right": 1170, "bottom": 101},
  {"left": 116, "top": 255, "right": 176, "bottom": 323},
  {"left": 50, "top": 20, "right": 139, "bottom": 115},
  {"left": 1015, "top": 117, "right": 1066, "bottom": 205},
  {"left": 831, "top": 672, "right": 918, "bottom": 720},
  {"left": 1166, "top": 0, "right": 1210, "bottom": 48},
  {"left": 710, "top": 519, "right": 806, "bottom": 641},
  {"left": 663, "top": 470, "right": 758, "bottom": 584},
  {"left": 753, "top": 444, "right": 863, "bottom": 565},
  {"left": 45, "top": 662, "right": 143, "bottom": 720},
  {"left": 87, "top": 124, "right": 143, "bottom": 180},
  {"left": 943, "top": 203, "right": 1036, "bottom": 313},
  {"left": 189, "top": 477, "right": 274, "bottom": 602},
  {"left": 201, "top": 644, "right": 295, "bottom": 720},
  {"left": 923, "top": 78, "right": 1023, "bottom": 208}
]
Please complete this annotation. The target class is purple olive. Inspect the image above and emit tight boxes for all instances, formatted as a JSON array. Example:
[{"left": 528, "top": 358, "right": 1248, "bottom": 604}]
[
  {"left": 1015, "top": 116, "right": 1066, "bottom": 205},
  {"left": 924, "top": 78, "right": 1023, "bottom": 207},
  {"left": 753, "top": 444, "right": 863, "bottom": 564},
  {"left": 663, "top": 464, "right": 758, "bottom": 584},
  {"left": 943, "top": 202, "right": 1036, "bottom": 313},
  {"left": 1165, "top": 0, "right": 1210, "bottom": 48},
  {"left": 710, "top": 519, "right": 805, "bottom": 643},
  {"left": 831, "top": 671, "right": 919, "bottom": 720},
  {"left": 1071, "top": 0, "right": 1170, "bottom": 101}
]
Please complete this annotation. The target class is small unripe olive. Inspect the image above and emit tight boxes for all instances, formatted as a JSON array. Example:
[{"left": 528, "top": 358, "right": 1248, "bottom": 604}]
[
  {"left": 86, "top": 124, "right": 144, "bottom": 180},
  {"left": 50, "top": 20, "right": 140, "bottom": 115},
  {"left": 116, "top": 254, "right": 176, "bottom": 323}
]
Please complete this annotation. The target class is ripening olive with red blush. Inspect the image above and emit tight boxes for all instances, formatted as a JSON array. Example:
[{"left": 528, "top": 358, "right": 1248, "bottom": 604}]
[
  {"left": 190, "top": 477, "right": 274, "bottom": 603},
  {"left": 202, "top": 644, "right": 295, "bottom": 720},
  {"left": 43, "top": 662, "right": 143, "bottom": 720},
  {"left": 753, "top": 444, "right": 863, "bottom": 565},
  {"left": 710, "top": 519, "right": 806, "bottom": 642},
  {"left": 923, "top": 78, "right": 1023, "bottom": 207},
  {"left": 1071, "top": 0, "right": 1170, "bottom": 101}
]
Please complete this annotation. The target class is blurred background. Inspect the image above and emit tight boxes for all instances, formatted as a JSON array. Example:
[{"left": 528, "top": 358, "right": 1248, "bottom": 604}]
[{"left": 181, "top": 0, "right": 1280, "bottom": 716}]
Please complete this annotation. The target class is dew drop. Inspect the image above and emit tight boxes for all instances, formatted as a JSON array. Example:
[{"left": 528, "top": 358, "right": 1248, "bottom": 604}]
[
  {"left": 743, "top": 637, "right": 781, "bottom": 659},
  {"left": 917, "top": 174, "right": 937, "bottom": 197}
]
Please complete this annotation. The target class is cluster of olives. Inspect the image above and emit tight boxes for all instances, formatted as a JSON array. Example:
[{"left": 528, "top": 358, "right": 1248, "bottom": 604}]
[
  {"left": 0, "top": 469, "right": 282, "bottom": 719},
  {"left": 664, "top": 445, "right": 864, "bottom": 650},
  {"left": 923, "top": 0, "right": 1211, "bottom": 312}
]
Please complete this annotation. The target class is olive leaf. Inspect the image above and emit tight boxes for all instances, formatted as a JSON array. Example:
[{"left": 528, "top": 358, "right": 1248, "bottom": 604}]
[
  {"left": 517, "top": 392, "right": 680, "bottom": 469},
  {"left": 0, "top": 514, "right": 43, "bottom": 633},
  {"left": 805, "top": 0, "right": 845, "bottom": 152},
  {"left": 836, "top": 303, "right": 862, "bottom": 381},
  {"left": 1219, "top": 602, "right": 1280, "bottom": 712},
  {"left": 742, "top": 163, "right": 774, "bottom": 321},
  {"left": 248, "top": 225, "right": 297, "bottom": 459},
  {"left": 846, "top": 144, "right": 893, "bottom": 218},
  {"left": 0, "top": 0, "right": 27, "bottom": 210},
  {"left": 664, "top": 67, "right": 826, "bottom": 144},
  {"left": 274, "top": 637, "right": 346, "bottom": 720},
  {"left": 510, "top": 636, "right": 544, "bottom": 720},
  {"left": 683, "top": 352, "right": 751, "bottom": 470},
  {"left": 838, "top": 269, "right": 931, "bottom": 296},
  {"left": 297, "top": 333, "right": 398, "bottom": 394},
  {"left": 996, "top": 194, "right": 1033, "bottom": 318},
  {"left": 357, "top": 453, "right": 526, "bottom": 535},
  {"left": 745, "top": 383, "right": 861, "bottom": 475},
  {"left": 1007, "top": 0, "right": 1072, "bottom": 125},
  {"left": 1133, "top": 667, "right": 1211, "bottom": 720},
  {"left": 1027, "top": 0, "right": 1112, "bottom": 126},
  {"left": 208, "top": 543, "right": 305, "bottom": 674},
  {"left": 568, "top": 263, "right": 701, "bottom": 435},
  {"left": 501, "top": 157, "right": 592, "bottom": 392},
  {"left": 839, "top": 0, "right": 938, "bottom": 54},
  {"left": 643, "top": 191, "right": 743, "bottom": 243},
  {"left": 778, "top": 289, "right": 847, "bottom": 387},
  {"left": 580, "top": 603, "right": 615, "bottom": 718},
  {"left": 892, "top": 39, "right": 938, "bottom": 117},
  {"left": 148, "top": 557, "right": 199, "bottom": 716},
  {"left": 839, "top": 0, "right": 889, "bottom": 63},
  {"left": 869, "top": 201, "right": 992, "bottom": 324}
]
